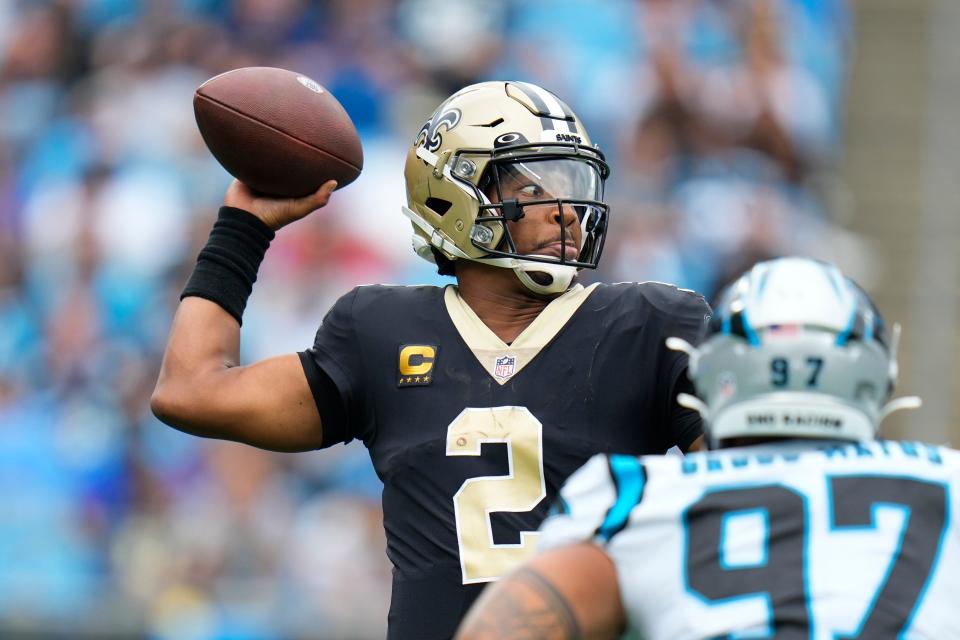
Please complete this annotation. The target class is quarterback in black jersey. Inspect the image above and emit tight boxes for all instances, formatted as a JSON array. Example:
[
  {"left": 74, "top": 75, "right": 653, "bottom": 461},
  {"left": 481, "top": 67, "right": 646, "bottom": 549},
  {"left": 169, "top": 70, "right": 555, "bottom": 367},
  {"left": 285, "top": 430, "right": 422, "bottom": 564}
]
[{"left": 153, "top": 81, "right": 709, "bottom": 639}]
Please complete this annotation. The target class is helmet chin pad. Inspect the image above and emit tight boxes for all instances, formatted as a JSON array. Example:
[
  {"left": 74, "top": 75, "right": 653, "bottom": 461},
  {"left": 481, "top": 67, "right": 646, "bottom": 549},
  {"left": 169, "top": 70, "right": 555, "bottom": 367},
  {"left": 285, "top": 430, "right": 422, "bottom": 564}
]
[{"left": 513, "top": 259, "right": 577, "bottom": 296}]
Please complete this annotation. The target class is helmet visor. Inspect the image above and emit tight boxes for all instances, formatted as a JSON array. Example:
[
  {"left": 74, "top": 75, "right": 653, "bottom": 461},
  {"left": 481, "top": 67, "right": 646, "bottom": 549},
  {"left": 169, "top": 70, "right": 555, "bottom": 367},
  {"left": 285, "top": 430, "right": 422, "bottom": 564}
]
[{"left": 486, "top": 157, "right": 603, "bottom": 204}]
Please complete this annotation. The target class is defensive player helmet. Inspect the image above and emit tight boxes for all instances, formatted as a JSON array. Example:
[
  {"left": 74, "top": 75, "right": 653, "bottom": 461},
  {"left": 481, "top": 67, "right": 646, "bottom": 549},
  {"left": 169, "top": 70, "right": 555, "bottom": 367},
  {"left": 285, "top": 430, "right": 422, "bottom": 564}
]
[
  {"left": 668, "top": 258, "right": 920, "bottom": 446},
  {"left": 402, "top": 81, "right": 610, "bottom": 295}
]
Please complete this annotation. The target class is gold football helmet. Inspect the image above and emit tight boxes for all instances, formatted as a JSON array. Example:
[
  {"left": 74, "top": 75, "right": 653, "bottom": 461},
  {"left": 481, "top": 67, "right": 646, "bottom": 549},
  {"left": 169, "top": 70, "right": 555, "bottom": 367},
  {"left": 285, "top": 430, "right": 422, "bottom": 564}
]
[{"left": 402, "top": 81, "right": 610, "bottom": 295}]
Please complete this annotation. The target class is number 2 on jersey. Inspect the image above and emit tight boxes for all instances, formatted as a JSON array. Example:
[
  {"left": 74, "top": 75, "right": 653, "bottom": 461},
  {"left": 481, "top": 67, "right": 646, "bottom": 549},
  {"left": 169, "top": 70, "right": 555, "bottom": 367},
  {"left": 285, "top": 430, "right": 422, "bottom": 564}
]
[{"left": 446, "top": 407, "right": 546, "bottom": 584}]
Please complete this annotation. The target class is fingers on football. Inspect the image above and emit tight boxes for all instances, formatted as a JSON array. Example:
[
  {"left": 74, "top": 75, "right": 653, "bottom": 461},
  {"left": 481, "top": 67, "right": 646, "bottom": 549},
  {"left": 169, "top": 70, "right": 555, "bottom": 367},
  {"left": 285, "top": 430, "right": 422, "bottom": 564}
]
[
  {"left": 317, "top": 180, "right": 337, "bottom": 204},
  {"left": 223, "top": 179, "right": 256, "bottom": 209}
]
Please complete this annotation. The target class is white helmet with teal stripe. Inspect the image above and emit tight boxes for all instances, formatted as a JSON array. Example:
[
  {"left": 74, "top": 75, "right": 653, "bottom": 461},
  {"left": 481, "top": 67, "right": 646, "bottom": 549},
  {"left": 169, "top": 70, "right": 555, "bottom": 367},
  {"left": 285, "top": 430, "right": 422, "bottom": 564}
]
[{"left": 668, "top": 258, "right": 921, "bottom": 447}]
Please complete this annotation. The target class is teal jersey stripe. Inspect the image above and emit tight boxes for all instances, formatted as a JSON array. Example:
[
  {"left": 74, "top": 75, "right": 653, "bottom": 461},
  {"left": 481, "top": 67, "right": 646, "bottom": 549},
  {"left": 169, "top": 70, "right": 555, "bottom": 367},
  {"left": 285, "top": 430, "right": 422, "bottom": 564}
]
[{"left": 597, "top": 455, "right": 646, "bottom": 542}]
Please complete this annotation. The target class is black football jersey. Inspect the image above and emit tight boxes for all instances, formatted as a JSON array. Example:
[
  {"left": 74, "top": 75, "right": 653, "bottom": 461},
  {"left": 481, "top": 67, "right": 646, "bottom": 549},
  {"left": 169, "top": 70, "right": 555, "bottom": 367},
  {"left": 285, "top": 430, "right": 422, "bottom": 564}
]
[{"left": 299, "top": 281, "right": 710, "bottom": 639}]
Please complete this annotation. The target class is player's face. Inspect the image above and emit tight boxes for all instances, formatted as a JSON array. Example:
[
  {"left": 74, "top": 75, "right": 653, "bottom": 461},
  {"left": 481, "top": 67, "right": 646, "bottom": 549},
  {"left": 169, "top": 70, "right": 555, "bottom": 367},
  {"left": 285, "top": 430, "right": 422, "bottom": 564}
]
[
  {"left": 485, "top": 159, "right": 601, "bottom": 261},
  {"left": 501, "top": 174, "right": 582, "bottom": 260}
]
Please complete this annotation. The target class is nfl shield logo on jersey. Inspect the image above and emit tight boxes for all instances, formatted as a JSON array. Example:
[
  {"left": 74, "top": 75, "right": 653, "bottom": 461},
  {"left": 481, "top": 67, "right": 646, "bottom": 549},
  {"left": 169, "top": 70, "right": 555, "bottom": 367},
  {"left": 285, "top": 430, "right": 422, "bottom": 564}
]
[{"left": 494, "top": 355, "right": 516, "bottom": 379}]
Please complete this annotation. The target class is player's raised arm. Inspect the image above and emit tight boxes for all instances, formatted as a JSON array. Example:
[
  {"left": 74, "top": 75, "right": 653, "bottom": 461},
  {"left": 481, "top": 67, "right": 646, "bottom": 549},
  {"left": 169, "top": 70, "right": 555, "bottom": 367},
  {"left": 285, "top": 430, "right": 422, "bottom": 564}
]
[
  {"left": 150, "top": 180, "right": 337, "bottom": 452},
  {"left": 153, "top": 67, "right": 362, "bottom": 452},
  {"left": 456, "top": 543, "right": 625, "bottom": 640}
]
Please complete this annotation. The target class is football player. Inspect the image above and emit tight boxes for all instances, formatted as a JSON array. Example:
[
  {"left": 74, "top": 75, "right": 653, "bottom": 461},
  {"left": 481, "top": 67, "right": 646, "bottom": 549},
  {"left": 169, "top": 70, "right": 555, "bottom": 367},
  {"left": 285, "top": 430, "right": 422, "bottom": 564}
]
[
  {"left": 151, "top": 81, "right": 710, "bottom": 639},
  {"left": 456, "top": 257, "right": 960, "bottom": 640}
]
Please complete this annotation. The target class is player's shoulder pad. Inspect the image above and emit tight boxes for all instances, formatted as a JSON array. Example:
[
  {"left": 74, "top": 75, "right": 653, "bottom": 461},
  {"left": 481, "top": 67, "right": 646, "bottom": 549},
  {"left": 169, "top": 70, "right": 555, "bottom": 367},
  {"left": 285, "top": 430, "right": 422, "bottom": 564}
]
[
  {"left": 318, "top": 284, "right": 444, "bottom": 336},
  {"left": 637, "top": 280, "right": 710, "bottom": 316},
  {"left": 346, "top": 283, "right": 446, "bottom": 314},
  {"left": 599, "top": 281, "right": 711, "bottom": 325}
]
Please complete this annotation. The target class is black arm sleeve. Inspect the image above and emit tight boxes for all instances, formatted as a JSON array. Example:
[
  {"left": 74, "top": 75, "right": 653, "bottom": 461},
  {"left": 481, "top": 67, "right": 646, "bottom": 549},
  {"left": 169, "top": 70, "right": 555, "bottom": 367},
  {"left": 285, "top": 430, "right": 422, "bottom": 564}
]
[{"left": 297, "top": 287, "right": 368, "bottom": 448}]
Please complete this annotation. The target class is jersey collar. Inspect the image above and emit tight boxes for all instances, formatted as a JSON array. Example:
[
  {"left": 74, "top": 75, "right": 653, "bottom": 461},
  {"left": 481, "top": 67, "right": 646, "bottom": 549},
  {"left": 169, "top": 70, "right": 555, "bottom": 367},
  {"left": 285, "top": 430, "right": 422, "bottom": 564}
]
[{"left": 444, "top": 282, "right": 599, "bottom": 385}]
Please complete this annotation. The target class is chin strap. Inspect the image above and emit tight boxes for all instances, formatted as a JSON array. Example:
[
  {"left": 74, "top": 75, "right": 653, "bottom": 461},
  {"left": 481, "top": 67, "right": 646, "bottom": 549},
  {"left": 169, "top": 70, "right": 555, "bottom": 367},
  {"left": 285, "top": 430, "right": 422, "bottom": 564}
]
[{"left": 513, "top": 260, "right": 577, "bottom": 296}]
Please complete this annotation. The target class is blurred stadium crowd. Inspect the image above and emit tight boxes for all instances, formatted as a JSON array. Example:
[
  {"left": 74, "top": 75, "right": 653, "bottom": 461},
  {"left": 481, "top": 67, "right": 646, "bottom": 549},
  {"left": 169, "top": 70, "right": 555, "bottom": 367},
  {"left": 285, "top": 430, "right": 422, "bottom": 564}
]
[{"left": 0, "top": 0, "right": 857, "bottom": 637}]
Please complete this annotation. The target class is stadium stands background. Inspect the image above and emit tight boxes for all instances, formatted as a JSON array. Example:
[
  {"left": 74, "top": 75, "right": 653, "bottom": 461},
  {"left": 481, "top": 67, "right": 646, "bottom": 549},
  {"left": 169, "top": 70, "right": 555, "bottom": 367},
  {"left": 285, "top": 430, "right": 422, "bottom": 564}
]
[{"left": 0, "top": 0, "right": 955, "bottom": 637}]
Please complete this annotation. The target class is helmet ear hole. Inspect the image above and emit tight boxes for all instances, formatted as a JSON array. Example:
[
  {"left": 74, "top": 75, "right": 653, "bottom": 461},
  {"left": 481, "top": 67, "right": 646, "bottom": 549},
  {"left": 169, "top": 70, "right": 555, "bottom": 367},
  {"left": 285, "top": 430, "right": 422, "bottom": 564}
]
[{"left": 425, "top": 197, "right": 452, "bottom": 215}]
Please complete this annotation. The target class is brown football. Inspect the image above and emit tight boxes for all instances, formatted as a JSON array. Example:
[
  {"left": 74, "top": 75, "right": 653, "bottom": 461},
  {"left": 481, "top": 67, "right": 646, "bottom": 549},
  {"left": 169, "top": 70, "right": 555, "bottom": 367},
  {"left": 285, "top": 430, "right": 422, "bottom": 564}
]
[{"left": 194, "top": 67, "right": 363, "bottom": 197}]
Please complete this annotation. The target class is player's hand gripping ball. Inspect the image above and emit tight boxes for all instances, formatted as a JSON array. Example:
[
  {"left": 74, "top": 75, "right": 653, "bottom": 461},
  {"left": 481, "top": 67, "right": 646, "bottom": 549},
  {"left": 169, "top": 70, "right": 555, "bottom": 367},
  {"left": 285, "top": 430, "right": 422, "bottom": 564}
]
[{"left": 194, "top": 67, "right": 363, "bottom": 197}]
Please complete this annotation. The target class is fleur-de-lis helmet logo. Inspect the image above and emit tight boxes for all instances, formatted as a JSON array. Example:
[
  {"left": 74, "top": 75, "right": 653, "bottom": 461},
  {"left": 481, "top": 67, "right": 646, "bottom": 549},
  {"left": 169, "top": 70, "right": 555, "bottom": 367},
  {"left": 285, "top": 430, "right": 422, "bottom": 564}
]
[{"left": 415, "top": 107, "right": 461, "bottom": 152}]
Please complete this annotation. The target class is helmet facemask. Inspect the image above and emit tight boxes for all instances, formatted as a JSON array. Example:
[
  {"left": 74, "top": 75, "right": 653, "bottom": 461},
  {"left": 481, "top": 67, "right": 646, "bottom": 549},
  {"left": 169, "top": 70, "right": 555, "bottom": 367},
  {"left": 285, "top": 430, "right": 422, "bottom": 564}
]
[{"left": 453, "top": 142, "right": 609, "bottom": 294}]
